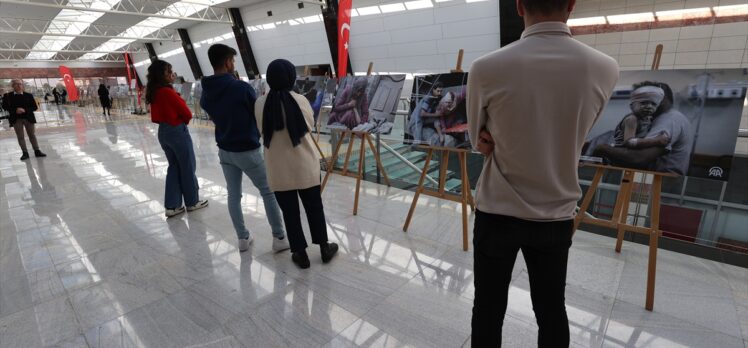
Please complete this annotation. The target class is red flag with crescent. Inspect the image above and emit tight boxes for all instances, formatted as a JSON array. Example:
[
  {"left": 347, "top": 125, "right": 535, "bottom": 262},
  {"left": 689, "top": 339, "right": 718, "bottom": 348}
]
[
  {"left": 337, "top": 0, "right": 352, "bottom": 78},
  {"left": 58, "top": 65, "right": 79, "bottom": 102}
]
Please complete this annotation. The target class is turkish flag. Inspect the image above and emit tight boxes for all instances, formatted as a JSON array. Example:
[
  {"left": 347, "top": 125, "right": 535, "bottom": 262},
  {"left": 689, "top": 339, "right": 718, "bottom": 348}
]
[
  {"left": 337, "top": 0, "right": 352, "bottom": 78},
  {"left": 58, "top": 66, "right": 79, "bottom": 102}
]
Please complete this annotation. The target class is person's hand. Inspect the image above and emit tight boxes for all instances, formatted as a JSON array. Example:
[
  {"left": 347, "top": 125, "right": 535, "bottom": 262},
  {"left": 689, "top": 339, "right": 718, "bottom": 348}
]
[
  {"left": 16, "top": 107, "right": 25, "bottom": 114},
  {"left": 624, "top": 138, "right": 639, "bottom": 148},
  {"left": 477, "top": 129, "right": 494, "bottom": 156},
  {"left": 592, "top": 143, "right": 613, "bottom": 157}
]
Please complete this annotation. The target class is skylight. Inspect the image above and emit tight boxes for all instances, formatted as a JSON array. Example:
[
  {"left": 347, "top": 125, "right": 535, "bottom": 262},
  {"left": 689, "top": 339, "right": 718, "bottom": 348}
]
[
  {"left": 27, "top": 0, "right": 119, "bottom": 59},
  {"left": 79, "top": 0, "right": 230, "bottom": 60}
]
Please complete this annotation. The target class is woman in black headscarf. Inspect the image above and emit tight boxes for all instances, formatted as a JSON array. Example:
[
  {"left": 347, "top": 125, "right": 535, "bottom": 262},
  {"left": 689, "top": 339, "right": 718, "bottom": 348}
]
[
  {"left": 98, "top": 83, "right": 112, "bottom": 117},
  {"left": 255, "top": 59, "right": 338, "bottom": 269}
]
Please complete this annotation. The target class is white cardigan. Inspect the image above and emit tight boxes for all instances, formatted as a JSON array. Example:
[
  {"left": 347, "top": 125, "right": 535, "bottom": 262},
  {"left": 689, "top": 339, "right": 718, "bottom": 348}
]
[{"left": 255, "top": 92, "right": 321, "bottom": 192}]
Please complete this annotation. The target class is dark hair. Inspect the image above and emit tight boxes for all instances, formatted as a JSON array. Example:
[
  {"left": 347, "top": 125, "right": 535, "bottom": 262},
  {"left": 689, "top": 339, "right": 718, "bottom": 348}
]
[
  {"left": 208, "top": 44, "right": 237, "bottom": 69},
  {"left": 633, "top": 80, "right": 674, "bottom": 115},
  {"left": 520, "top": 0, "right": 571, "bottom": 16},
  {"left": 145, "top": 59, "right": 172, "bottom": 104},
  {"left": 432, "top": 81, "right": 444, "bottom": 89}
]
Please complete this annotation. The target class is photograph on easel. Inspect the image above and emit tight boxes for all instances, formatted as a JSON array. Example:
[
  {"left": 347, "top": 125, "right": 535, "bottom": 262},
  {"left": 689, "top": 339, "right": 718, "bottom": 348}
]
[
  {"left": 326, "top": 74, "right": 406, "bottom": 135},
  {"left": 405, "top": 72, "right": 470, "bottom": 149},
  {"left": 294, "top": 76, "right": 337, "bottom": 126},
  {"left": 582, "top": 68, "right": 747, "bottom": 180}
]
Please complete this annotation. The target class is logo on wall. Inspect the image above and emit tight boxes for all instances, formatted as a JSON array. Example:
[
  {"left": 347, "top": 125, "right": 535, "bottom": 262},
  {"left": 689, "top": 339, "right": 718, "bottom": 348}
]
[{"left": 708, "top": 166, "right": 724, "bottom": 178}]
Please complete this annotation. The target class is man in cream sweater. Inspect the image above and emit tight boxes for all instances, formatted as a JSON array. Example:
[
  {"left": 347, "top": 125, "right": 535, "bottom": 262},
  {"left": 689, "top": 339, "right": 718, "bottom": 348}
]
[{"left": 466, "top": 0, "right": 619, "bottom": 346}]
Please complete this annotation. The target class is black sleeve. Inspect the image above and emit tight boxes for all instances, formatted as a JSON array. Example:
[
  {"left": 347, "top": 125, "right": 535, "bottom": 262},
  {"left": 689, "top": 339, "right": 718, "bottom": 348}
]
[
  {"left": 28, "top": 94, "right": 38, "bottom": 112},
  {"left": 1, "top": 94, "right": 8, "bottom": 111}
]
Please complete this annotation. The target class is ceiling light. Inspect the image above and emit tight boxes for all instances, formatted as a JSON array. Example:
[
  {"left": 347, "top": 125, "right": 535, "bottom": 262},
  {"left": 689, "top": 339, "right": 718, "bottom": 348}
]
[
  {"left": 405, "top": 0, "right": 433, "bottom": 10},
  {"left": 606, "top": 12, "right": 655, "bottom": 24},
  {"left": 713, "top": 4, "right": 748, "bottom": 17},
  {"left": 302, "top": 15, "right": 322, "bottom": 23},
  {"left": 357, "top": 6, "right": 382, "bottom": 16},
  {"left": 567, "top": 16, "right": 607, "bottom": 27},
  {"left": 656, "top": 7, "right": 712, "bottom": 21},
  {"left": 380, "top": 3, "right": 406, "bottom": 13}
]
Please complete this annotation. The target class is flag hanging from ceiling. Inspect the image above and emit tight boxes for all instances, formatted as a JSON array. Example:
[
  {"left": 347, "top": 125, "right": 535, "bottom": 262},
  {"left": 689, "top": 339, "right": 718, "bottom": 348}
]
[
  {"left": 337, "top": 0, "right": 352, "bottom": 78},
  {"left": 58, "top": 66, "right": 79, "bottom": 102}
]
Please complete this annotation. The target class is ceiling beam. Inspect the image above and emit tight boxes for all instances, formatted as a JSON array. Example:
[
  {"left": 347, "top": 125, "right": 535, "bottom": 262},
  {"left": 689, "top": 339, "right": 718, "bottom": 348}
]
[
  {"left": 0, "top": 17, "right": 180, "bottom": 41},
  {"left": 0, "top": 41, "right": 147, "bottom": 53},
  {"left": 0, "top": 52, "right": 125, "bottom": 61},
  {"left": 0, "top": 0, "right": 232, "bottom": 23},
  {"left": 0, "top": 29, "right": 175, "bottom": 41},
  {"left": 0, "top": 48, "right": 144, "bottom": 54}
]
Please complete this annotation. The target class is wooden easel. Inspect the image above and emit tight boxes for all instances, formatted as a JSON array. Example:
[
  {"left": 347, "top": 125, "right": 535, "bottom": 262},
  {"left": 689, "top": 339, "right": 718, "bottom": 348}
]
[
  {"left": 320, "top": 63, "right": 391, "bottom": 215},
  {"left": 403, "top": 145, "right": 475, "bottom": 251},
  {"left": 403, "top": 50, "right": 475, "bottom": 251},
  {"left": 575, "top": 164, "right": 676, "bottom": 311},
  {"left": 575, "top": 44, "right": 671, "bottom": 311},
  {"left": 320, "top": 130, "right": 391, "bottom": 215}
]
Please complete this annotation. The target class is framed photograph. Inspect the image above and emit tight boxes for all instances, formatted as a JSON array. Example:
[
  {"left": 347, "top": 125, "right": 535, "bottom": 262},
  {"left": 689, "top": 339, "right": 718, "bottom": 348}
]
[
  {"left": 582, "top": 69, "right": 747, "bottom": 180},
  {"left": 327, "top": 75, "right": 405, "bottom": 135},
  {"left": 405, "top": 73, "right": 470, "bottom": 149},
  {"left": 294, "top": 76, "right": 336, "bottom": 123}
]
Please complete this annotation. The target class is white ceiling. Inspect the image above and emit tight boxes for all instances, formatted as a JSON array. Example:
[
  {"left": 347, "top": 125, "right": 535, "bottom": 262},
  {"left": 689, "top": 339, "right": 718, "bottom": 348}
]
[{"left": 0, "top": 0, "right": 270, "bottom": 61}]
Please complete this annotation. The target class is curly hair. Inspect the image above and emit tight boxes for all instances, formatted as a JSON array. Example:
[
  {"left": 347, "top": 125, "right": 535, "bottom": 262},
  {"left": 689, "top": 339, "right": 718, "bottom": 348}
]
[{"left": 145, "top": 59, "right": 173, "bottom": 105}]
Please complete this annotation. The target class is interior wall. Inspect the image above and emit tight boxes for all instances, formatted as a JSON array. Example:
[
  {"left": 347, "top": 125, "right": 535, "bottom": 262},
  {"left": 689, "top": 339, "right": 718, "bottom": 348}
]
[{"left": 347, "top": 0, "right": 499, "bottom": 73}]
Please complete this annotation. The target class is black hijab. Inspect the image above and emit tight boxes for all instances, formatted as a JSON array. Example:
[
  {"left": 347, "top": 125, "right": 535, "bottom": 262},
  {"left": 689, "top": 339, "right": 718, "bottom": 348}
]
[{"left": 262, "top": 59, "right": 309, "bottom": 148}]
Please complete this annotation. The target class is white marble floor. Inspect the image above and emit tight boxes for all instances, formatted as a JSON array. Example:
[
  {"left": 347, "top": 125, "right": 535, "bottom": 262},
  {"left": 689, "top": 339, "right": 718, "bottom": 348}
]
[{"left": 1, "top": 106, "right": 747, "bottom": 348}]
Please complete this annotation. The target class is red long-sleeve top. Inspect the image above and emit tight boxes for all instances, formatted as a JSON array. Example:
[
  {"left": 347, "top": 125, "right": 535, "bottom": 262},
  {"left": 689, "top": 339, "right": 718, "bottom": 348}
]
[{"left": 150, "top": 87, "right": 192, "bottom": 126}]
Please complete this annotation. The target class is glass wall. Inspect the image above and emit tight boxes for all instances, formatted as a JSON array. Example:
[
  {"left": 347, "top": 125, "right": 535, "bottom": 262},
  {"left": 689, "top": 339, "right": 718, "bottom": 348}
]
[{"left": 0, "top": 76, "right": 131, "bottom": 108}]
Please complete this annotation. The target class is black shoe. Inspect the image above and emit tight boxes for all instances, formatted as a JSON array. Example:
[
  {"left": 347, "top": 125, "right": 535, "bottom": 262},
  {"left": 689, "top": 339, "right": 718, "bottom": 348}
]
[
  {"left": 320, "top": 242, "right": 338, "bottom": 263},
  {"left": 20, "top": 152, "right": 29, "bottom": 161},
  {"left": 34, "top": 149, "right": 46, "bottom": 158},
  {"left": 292, "top": 250, "right": 310, "bottom": 269}
]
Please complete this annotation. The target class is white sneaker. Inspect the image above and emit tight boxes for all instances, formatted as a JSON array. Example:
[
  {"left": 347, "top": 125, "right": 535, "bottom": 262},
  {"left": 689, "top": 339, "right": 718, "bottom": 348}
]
[
  {"left": 272, "top": 237, "right": 290, "bottom": 252},
  {"left": 238, "top": 235, "right": 254, "bottom": 252},
  {"left": 165, "top": 206, "right": 185, "bottom": 218},
  {"left": 187, "top": 199, "right": 209, "bottom": 212}
]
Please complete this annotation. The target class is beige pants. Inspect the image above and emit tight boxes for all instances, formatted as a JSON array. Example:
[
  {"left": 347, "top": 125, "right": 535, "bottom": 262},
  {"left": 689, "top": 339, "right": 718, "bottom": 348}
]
[{"left": 13, "top": 119, "right": 39, "bottom": 153}]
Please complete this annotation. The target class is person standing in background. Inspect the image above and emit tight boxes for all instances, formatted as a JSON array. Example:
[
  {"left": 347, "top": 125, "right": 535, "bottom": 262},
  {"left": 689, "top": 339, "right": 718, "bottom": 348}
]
[
  {"left": 52, "top": 88, "right": 60, "bottom": 105},
  {"left": 2, "top": 79, "right": 47, "bottom": 161},
  {"left": 146, "top": 59, "right": 208, "bottom": 218},
  {"left": 466, "top": 0, "right": 619, "bottom": 346},
  {"left": 98, "top": 84, "right": 112, "bottom": 117}
]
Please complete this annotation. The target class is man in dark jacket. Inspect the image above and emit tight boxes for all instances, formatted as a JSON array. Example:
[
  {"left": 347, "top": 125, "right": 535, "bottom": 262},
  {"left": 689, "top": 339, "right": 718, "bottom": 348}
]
[
  {"left": 2, "top": 79, "right": 46, "bottom": 160},
  {"left": 200, "top": 44, "right": 288, "bottom": 253}
]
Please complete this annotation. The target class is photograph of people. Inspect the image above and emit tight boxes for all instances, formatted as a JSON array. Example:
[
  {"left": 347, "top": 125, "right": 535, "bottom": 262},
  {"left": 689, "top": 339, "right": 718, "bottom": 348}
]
[
  {"left": 327, "top": 77, "right": 369, "bottom": 129},
  {"left": 406, "top": 73, "right": 469, "bottom": 148},
  {"left": 584, "top": 81, "right": 693, "bottom": 176},
  {"left": 326, "top": 75, "right": 404, "bottom": 135}
]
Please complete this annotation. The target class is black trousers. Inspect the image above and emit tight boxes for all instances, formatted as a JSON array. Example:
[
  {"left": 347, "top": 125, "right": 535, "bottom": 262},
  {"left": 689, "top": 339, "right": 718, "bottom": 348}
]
[
  {"left": 274, "top": 185, "right": 328, "bottom": 253},
  {"left": 471, "top": 210, "right": 573, "bottom": 348}
]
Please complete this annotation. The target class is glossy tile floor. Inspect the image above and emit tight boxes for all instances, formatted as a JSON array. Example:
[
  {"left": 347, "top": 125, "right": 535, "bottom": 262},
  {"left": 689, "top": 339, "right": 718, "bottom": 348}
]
[{"left": 1, "top": 105, "right": 747, "bottom": 348}]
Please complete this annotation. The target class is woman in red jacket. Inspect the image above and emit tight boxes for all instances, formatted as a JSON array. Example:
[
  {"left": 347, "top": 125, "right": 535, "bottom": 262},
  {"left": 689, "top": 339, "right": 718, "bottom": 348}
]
[{"left": 145, "top": 59, "right": 208, "bottom": 217}]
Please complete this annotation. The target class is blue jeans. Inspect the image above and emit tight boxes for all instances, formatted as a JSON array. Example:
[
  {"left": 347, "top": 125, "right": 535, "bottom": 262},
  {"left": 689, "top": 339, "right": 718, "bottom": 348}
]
[
  {"left": 158, "top": 123, "right": 199, "bottom": 209},
  {"left": 218, "top": 147, "right": 285, "bottom": 240}
]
